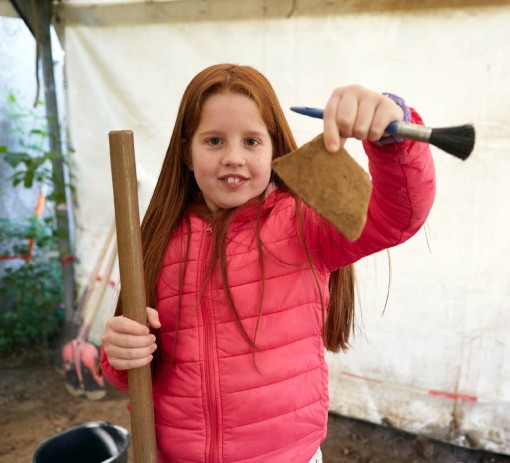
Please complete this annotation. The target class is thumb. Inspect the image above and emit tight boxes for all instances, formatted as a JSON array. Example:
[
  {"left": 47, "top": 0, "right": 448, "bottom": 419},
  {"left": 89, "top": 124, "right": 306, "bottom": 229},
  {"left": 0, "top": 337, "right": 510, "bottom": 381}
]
[
  {"left": 146, "top": 307, "right": 161, "bottom": 329},
  {"left": 323, "top": 130, "right": 346, "bottom": 153}
]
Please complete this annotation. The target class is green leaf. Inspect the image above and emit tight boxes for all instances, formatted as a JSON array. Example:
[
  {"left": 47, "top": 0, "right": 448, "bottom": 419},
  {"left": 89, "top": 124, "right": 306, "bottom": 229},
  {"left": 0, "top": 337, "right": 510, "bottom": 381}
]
[
  {"left": 31, "top": 156, "right": 47, "bottom": 168},
  {"left": 29, "top": 128, "right": 49, "bottom": 137},
  {"left": 4, "top": 151, "right": 31, "bottom": 168},
  {"left": 23, "top": 170, "right": 34, "bottom": 188},
  {"left": 24, "top": 143, "right": 45, "bottom": 153}
]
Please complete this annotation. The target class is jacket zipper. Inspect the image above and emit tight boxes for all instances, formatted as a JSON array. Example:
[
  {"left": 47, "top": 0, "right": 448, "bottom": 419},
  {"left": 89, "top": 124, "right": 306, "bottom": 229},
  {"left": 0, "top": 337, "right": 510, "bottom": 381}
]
[{"left": 201, "top": 225, "right": 220, "bottom": 462}]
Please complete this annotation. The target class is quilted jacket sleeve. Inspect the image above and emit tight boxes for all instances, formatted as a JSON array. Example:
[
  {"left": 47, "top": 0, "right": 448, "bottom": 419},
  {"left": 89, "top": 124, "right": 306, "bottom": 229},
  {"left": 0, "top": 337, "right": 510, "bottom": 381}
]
[
  {"left": 100, "top": 346, "right": 129, "bottom": 391},
  {"left": 304, "top": 108, "right": 436, "bottom": 271}
]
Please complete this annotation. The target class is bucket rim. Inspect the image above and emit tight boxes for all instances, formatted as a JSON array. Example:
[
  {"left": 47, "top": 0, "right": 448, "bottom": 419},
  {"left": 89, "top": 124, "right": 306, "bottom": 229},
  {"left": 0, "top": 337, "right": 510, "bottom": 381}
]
[{"left": 33, "top": 420, "right": 131, "bottom": 463}]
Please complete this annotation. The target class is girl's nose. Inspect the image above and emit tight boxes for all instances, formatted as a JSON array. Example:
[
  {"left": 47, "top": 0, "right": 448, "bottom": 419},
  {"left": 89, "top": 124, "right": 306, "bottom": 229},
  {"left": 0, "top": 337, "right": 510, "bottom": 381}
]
[{"left": 221, "top": 145, "right": 246, "bottom": 166}]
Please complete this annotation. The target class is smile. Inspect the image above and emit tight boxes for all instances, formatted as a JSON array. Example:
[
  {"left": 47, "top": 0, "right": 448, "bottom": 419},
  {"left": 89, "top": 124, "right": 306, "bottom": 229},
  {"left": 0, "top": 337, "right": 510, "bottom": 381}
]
[{"left": 221, "top": 176, "right": 247, "bottom": 185}]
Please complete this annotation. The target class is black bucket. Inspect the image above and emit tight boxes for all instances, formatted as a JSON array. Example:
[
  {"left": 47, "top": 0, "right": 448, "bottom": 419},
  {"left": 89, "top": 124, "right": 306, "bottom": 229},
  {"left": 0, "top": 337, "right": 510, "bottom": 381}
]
[{"left": 33, "top": 421, "right": 131, "bottom": 463}]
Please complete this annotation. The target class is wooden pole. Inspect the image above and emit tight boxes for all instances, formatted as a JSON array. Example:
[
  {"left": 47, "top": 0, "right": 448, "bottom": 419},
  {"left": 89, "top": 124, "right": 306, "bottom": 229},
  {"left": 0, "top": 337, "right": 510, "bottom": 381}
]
[
  {"left": 11, "top": 0, "right": 77, "bottom": 329},
  {"left": 108, "top": 130, "right": 158, "bottom": 463}
]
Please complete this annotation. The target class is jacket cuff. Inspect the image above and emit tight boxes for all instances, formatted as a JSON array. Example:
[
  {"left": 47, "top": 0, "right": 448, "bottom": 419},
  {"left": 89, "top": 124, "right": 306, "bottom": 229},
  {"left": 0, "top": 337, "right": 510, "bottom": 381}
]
[{"left": 375, "top": 92, "right": 411, "bottom": 146}]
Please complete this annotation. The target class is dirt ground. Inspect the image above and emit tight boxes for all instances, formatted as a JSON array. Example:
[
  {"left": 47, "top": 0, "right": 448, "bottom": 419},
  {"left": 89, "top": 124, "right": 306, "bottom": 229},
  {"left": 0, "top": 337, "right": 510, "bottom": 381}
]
[{"left": 1, "top": 354, "right": 510, "bottom": 463}]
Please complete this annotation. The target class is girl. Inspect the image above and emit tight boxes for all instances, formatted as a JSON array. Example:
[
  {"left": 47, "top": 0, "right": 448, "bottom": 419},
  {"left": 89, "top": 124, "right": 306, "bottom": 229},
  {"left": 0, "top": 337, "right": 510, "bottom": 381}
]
[{"left": 101, "top": 63, "right": 436, "bottom": 463}]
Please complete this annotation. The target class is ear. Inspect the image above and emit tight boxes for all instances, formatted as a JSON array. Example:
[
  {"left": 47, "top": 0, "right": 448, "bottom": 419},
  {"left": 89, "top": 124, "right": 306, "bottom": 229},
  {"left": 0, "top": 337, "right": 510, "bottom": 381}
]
[{"left": 182, "top": 138, "right": 193, "bottom": 171}]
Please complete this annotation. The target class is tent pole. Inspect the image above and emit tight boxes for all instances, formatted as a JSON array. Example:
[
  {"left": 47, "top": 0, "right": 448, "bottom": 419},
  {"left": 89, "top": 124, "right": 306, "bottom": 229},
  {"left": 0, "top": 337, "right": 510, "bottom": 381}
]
[{"left": 10, "top": 0, "right": 77, "bottom": 331}]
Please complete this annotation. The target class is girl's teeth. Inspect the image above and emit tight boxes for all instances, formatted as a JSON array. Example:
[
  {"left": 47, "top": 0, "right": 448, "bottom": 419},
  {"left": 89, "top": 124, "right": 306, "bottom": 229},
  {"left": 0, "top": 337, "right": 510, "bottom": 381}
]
[{"left": 227, "top": 177, "right": 239, "bottom": 184}]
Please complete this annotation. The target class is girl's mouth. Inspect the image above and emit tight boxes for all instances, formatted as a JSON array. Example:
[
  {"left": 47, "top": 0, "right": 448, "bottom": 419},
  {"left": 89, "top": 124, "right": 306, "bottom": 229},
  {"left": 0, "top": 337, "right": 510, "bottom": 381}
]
[{"left": 221, "top": 175, "right": 247, "bottom": 185}]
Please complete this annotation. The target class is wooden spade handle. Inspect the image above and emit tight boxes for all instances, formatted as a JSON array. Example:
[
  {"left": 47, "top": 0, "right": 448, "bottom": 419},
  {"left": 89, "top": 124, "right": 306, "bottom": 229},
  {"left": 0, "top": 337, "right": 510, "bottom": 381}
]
[
  {"left": 78, "top": 239, "right": 117, "bottom": 341},
  {"left": 80, "top": 221, "right": 116, "bottom": 320},
  {"left": 108, "top": 130, "right": 158, "bottom": 463}
]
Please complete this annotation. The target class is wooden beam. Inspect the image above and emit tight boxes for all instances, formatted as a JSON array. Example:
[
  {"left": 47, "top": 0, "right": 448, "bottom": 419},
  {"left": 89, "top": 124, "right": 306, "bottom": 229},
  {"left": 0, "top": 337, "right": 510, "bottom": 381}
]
[{"left": 55, "top": 0, "right": 510, "bottom": 27}]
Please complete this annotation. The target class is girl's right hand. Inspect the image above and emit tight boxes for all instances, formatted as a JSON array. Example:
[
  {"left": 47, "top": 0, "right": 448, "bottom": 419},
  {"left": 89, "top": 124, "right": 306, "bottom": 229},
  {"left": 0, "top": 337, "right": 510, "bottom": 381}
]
[
  {"left": 322, "top": 84, "right": 405, "bottom": 153},
  {"left": 102, "top": 307, "right": 161, "bottom": 370}
]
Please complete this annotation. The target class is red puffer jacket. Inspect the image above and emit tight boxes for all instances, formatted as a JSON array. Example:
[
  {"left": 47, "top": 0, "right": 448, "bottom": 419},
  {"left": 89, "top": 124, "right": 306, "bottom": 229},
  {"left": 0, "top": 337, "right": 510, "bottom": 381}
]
[{"left": 101, "top": 115, "right": 435, "bottom": 463}]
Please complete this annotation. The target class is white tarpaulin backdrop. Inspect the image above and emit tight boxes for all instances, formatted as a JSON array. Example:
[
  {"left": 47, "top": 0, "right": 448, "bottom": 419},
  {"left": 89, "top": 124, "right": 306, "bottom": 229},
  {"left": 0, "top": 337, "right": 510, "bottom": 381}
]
[{"left": 57, "top": 0, "right": 510, "bottom": 453}]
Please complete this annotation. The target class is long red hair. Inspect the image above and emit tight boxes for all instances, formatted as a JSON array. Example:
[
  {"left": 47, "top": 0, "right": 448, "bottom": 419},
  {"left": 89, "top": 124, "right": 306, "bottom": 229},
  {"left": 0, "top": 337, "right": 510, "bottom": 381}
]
[{"left": 115, "top": 64, "right": 355, "bottom": 360}]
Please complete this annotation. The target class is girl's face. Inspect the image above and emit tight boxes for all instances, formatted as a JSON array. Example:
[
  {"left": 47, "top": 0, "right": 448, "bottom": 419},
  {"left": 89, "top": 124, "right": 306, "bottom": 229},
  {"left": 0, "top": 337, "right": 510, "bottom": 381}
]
[{"left": 189, "top": 93, "right": 273, "bottom": 213}]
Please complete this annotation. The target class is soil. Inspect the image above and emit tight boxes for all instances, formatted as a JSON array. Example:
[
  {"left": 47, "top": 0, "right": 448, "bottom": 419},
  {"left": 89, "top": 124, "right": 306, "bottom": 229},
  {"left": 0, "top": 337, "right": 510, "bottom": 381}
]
[{"left": 1, "top": 352, "right": 510, "bottom": 463}]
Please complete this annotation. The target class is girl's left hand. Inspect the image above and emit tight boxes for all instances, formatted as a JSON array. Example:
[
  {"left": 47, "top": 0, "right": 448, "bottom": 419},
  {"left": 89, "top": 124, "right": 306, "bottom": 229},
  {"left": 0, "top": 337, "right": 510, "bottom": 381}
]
[{"left": 322, "top": 85, "right": 405, "bottom": 153}]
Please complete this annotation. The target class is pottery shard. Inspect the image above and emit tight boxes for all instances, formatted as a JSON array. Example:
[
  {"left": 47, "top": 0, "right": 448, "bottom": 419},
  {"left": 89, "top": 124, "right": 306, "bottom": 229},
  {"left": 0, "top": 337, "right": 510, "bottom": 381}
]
[{"left": 272, "top": 134, "right": 372, "bottom": 242}]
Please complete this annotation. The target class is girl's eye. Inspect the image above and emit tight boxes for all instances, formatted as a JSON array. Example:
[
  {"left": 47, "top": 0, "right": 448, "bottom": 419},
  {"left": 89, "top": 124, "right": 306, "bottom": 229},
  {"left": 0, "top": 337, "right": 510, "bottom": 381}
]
[
  {"left": 245, "top": 138, "right": 259, "bottom": 147},
  {"left": 207, "top": 137, "right": 223, "bottom": 146}
]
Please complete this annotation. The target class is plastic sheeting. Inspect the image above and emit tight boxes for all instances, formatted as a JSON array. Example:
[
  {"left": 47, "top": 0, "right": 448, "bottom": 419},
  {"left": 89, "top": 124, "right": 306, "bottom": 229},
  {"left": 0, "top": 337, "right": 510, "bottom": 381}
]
[{"left": 58, "top": 1, "right": 510, "bottom": 453}]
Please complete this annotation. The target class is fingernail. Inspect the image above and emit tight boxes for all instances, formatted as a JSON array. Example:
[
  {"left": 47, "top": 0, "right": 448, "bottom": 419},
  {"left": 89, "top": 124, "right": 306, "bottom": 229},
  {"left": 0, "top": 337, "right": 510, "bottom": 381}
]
[{"left": 329, "top": 141, "right": 339, "bottom": 152}]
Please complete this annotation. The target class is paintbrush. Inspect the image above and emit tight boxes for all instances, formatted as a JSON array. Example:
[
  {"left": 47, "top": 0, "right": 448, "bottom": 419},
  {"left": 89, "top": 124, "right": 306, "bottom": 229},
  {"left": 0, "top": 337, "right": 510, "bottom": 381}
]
[{"left": 290, "top": 106, "right": 475, "bottom": 160}]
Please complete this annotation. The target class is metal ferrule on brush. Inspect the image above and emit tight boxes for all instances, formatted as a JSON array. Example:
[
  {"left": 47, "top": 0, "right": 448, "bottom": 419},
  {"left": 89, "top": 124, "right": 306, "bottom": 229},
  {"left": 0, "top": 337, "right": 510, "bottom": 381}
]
[{"left": 388, "top": 121, "right": 432, "bottom": 142}]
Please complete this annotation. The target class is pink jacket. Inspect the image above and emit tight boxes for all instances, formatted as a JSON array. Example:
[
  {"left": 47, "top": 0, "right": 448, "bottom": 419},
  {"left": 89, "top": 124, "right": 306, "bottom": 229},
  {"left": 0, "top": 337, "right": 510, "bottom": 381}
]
[{"left": 101, "top": 111, "right": 436, "bottom": 463}]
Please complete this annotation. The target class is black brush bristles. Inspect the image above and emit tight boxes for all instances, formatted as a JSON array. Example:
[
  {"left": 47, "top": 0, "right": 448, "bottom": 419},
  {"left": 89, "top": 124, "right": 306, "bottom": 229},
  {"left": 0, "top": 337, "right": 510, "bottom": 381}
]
[{"left": 428, "top": 124, "right": 475, "bottom": 160}]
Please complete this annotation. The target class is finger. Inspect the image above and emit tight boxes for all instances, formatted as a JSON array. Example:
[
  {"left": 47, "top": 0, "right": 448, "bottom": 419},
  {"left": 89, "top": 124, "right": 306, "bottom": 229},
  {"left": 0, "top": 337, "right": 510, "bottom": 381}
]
[
  {"left": 370, "top": 98, "right": 405, "bottom": 141},
  {"left": 334, "top": 91, "right": 358, "bottom": 141},
  {"left": 368, "top": 103, "right": 389, "bottom": 141},
  {"left": 352, "top": 96, "right": 378, "bottom": 141},
  {"left": 108, "top": 353, "right": 155, "bottom": 371},
  {"left": 147, "top": 307, "right": 161, "bottom": 329},
  {"left": 107, "top": 315, "right": 151, "bottom": 336},
  {"left": 104, "top": 330, "right": 156, "bottom": 349},
  {"left": 105, "top": 341, "right": 157, "bottom": 361},
  {"left": 323, "top": 91, "right": 342, "bottom": 152},
  {"left": 103, "top": 336, "right": 157, "bottom": 371}
]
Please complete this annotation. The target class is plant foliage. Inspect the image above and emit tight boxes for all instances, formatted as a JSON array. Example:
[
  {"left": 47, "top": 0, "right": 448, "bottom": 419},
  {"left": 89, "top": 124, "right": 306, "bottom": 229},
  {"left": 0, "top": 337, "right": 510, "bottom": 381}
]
[
  {"left": 0, "top": 93, "right": 68, "bottom": 354},
  {"left": 0, "top": 218, "right": 64, "bottom": 352}
]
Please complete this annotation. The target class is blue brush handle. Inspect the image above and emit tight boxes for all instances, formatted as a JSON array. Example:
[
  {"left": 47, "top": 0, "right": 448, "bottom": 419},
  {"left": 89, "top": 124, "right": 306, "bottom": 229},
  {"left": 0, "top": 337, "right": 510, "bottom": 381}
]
[{"left": 290, "top": 106, "right": 399, "bottom": 135}]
